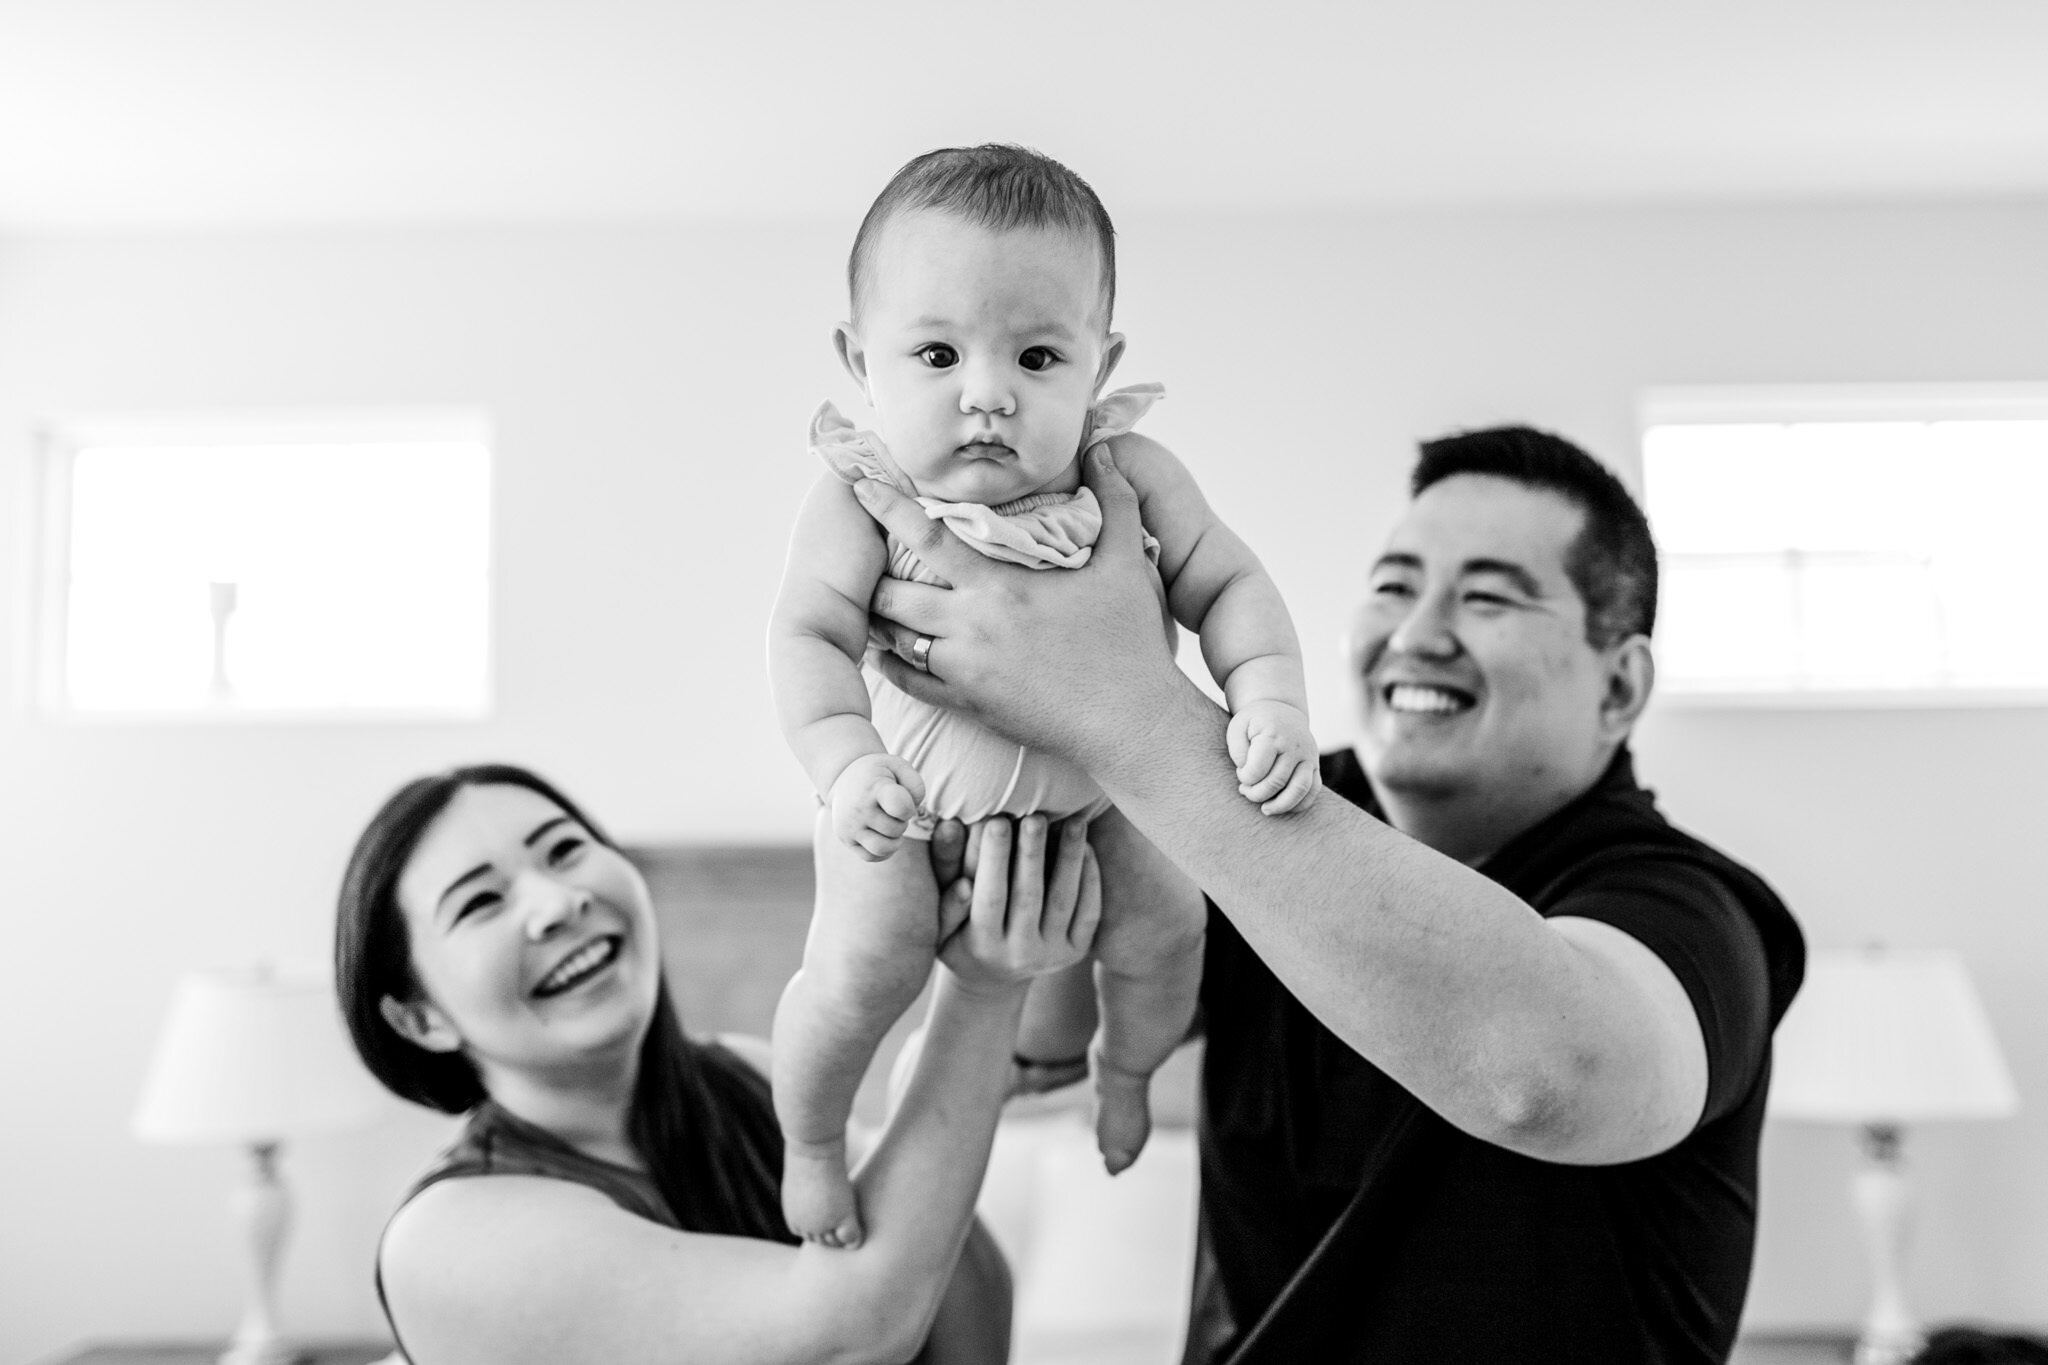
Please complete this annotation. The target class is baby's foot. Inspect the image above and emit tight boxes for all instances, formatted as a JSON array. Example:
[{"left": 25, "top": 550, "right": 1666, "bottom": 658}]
[
  {"left": 1091, "top": 1045, "right": 1154, "bottom": 1176},
  {"left": 782, "top": 1137, "right": 862, "bottom": 1248}
]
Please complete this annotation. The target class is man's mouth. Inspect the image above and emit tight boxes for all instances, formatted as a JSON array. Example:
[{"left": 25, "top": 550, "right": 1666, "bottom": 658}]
[
  {"left": 1382, "top": 682, "right": 1476, "bottom": 715},
  {"left": 533, "top": 935, "right": 621, "bottom": 998}
]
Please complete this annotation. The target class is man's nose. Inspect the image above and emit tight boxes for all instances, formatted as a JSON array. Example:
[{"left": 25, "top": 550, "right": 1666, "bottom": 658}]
[
  {"left": 514, "top": 871, "right": 590, "bottom": 941},
  {"left": 1385, "top": 588, "right": 1461, "bottom": 659},
  {"left": 957, "top": 358, "right": 1016, "bottom": 417}
]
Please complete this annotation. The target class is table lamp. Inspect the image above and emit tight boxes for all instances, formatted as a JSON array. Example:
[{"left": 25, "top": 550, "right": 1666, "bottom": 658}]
[
  {"left": 133, "top": 966, "right": 387, "bottom": 1365},
  {"left": 1767, "top": 947, "right": 2019, "bottom": 1365}
]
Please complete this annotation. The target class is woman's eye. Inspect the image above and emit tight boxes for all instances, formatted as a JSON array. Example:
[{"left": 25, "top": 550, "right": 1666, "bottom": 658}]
[
  {"left": 548, "top": 836, "right": 587, "bottom": 865},
  {"left": 1372, "top": 580, "right": 1413, "bottom": 598},
  {"left": 1464, "top": 591, "right": 1510, "bottom": 608},
  {"left": 454, "top": 891, "right": 501, "bottom": 923},
  {"left": 916, "top": 344, "right": 958, "bottom": 368},
  {"left": 1018, "top": 347, "right": 1059, "bottom": 372}
]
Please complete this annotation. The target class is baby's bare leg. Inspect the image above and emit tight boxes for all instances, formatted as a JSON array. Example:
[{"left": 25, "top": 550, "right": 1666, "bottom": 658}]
[
  {"left": 1088, "top": 805, "right": 1206, "bottom": 1175},
  {"left": 772, "top": 816, "right": 942, "bottom": 1245}
]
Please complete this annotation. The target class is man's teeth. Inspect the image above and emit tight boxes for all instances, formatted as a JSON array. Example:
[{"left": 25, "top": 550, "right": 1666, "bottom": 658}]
[
  {"left": 536, "top": 938, "right": 617, "bottom": 995},
  {"left": 1386, "top": 684, "right": 1471, "bottom": 714}
]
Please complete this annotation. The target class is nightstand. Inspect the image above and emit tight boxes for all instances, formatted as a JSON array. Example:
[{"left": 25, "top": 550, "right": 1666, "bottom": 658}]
[{"left": 39, "top": 1345, "right": 394, "bottom": 1365}]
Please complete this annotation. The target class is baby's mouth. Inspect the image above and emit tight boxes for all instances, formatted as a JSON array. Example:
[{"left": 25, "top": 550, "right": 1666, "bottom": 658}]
[{"left": 957, "top": 440, "right": 1015, "bottom": 459}]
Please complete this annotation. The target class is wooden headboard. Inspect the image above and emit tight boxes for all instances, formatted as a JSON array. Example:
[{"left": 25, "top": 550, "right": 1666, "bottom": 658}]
[{"left": 623, "top": 842, "right": 929, "bottom": 1122}]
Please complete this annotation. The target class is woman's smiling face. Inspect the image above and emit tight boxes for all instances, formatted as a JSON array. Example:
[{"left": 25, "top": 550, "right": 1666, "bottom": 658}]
[{"left": 386, "top": 783, "right": 662, "bottom": 1084}]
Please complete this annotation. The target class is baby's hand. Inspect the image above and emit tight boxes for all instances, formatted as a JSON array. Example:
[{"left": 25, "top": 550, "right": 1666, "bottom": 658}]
[
  {"left": 829, "top": 753, "right": 928, "bottom": 860},
  {"left": 1226, "top": 699, "right": 1319, "bottom": 815}
]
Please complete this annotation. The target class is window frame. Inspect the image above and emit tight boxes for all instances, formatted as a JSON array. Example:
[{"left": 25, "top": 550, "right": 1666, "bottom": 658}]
[
  {"left": 1637, "top": 383, "right": 2048, "bottom": 711},
  {"left": 26, "top": 407, "right": 496, "bottom": 725}
]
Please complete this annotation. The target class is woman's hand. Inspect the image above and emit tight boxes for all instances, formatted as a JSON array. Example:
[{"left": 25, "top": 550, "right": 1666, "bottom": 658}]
[{"left": 930, "top": 813, "right": 1101, "bottom": 992}]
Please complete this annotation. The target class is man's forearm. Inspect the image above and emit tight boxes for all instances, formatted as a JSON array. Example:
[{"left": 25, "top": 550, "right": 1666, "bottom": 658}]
[{"left": 1082, "top": 673, "right": 1646, "bottom": 1155}]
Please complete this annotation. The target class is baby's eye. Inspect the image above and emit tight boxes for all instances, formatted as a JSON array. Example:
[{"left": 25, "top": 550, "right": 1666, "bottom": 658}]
[
  {"left": 916, "top": 344, "right": 959, "bottom": 369},
  {"left": 1017, "top": 347, "right": 1060, "bottom": 372}
]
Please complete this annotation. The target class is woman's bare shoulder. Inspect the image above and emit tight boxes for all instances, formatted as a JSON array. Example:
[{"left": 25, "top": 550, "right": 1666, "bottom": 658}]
[{"left": 381, "top": 1172, "right": 825, "bottom": 1365}]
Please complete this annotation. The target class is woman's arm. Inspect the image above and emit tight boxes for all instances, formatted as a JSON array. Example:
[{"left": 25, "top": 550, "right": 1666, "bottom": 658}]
[{"left": 380, "top": 815, "right": 1097, "bottom": 1365}]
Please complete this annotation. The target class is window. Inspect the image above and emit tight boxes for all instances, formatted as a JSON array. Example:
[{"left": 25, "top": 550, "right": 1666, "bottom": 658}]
[
  {"left": 33, "top": 411, "right": 492, "bottom": 718},
  {"left": 1640, "top": 385, "right": 2048, "bottom": 704}
]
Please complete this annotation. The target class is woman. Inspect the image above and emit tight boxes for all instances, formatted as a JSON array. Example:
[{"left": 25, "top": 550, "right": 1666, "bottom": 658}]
[{"left": 335, "top": 763, "right": 1099, "bottom": 1365}]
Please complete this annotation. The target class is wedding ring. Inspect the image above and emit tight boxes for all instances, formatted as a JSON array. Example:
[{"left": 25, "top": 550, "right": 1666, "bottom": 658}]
[{"left": 909, "top": 634, "right": 934, "bottom": 673}]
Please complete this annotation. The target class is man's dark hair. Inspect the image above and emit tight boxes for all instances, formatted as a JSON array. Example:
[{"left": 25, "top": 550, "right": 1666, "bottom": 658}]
[
  {"left": 848, "top": 143, "right": 1117, "bottom": 326},
  {"left": 1412, "top": 425, "right": 1658, "bottom": 648}
]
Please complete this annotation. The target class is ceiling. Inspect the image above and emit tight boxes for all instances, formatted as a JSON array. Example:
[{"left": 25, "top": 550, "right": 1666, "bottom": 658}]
[{"left": 2, "top": 0, "right": 2045, "bottom": 230}]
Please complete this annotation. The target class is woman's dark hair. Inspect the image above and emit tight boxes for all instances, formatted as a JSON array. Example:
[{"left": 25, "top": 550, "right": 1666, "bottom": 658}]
[{"left": 335, "top": 762, "right": 793, "bottom": 1243}]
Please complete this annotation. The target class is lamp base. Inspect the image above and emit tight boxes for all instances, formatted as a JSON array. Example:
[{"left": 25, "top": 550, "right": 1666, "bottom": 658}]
[
  {"left": 1850, "top": 1125, "right": 1923, "bottom": 1365},
  {"left": 220, "top": 1340, "right": 303, "bottom": 1365},
  {"left": 1854, "top": 1326, "right": 1925, "bottom": 1365}
]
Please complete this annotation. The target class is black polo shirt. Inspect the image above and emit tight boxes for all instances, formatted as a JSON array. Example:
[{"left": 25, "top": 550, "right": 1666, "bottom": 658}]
[{"left": 1189, "top": 747, "right": 1805, "bottom": 1365}]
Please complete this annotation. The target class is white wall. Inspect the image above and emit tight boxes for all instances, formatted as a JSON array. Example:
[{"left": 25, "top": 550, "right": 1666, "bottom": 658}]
[{"left": 2, "top": 199, "right": 2044, "bottom": 1359}]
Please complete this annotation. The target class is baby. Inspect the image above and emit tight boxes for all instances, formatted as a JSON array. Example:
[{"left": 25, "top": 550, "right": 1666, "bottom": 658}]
[{"left": 767, "top": 144, "right": 1318, "bottom": 1246}]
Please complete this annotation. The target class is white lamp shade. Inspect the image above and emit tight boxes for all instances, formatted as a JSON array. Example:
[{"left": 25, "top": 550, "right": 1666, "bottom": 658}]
[
  {"left": 133, "top": 967, "right": 387, "bottom": 1144},
  {"left": 1768, "top": 948, "right": 2019, "bottom": 1124}
]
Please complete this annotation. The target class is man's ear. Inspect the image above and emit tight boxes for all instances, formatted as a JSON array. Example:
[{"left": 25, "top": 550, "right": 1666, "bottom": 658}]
[
  {"left": 380, "top": 995, "right": 464, "bottom": 1054},
  {"left": 1598, "top": 635, "right": 1656, "bottom": 740},
  {"left": 833, "top": 322, "right": 872, "bottom": 399},
  {"left": 1095, "top": 331, "right": 1127, "bottom": 394}
]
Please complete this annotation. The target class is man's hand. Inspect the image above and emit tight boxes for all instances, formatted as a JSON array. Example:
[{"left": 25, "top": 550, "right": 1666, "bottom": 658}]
[
  {"left": 1226, "top": 698, "right": 1320, "bottom": 815},
  {"left": 828, "top": 752, "right": 927, "bottom": 861},
  {"left": 855, "top": 447, "right": 1190, "bottom": 771}
]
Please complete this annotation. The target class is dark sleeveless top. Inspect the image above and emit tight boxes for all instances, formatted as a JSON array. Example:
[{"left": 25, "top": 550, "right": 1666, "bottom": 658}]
[
  {"left": 374, "top": 1042, "right": 797, "bottom": 1362},
  {"left": 1189, "top": 747, "right": 1806, "bottom": 1365}
]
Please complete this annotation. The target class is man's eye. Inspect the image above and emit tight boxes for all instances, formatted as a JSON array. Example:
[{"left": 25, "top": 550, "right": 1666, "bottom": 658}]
[
  {"left": 1018, "top": 347, "right": 1059, "bottom": 372},
  {"left": 1464, "top": 591, "right": 1511, "bottom": 608},
  {"left": 916, "top": 344, "right": 958, "bottom": 368}
]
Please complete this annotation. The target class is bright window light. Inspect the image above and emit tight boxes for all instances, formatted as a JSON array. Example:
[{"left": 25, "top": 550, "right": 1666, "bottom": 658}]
[
  {"left": 1641, "top": 386, "right": 2048, "bottom": 702},
  {"left": 37, "top": 412, "right": 491, "bottom": 717}
]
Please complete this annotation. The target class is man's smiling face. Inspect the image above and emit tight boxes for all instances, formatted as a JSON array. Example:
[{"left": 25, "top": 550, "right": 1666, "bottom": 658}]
[{"left": 1349, "top": 473, "right": 1620, "bottom": 809}]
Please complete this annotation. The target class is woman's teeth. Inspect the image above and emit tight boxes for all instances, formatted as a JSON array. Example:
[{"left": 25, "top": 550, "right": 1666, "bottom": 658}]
[
  {"left": 1386, "top": 683, "right": 1472, "bottom": 715},
  {"left": 534, "top": 937, "right": 619, "bottom": 996}
]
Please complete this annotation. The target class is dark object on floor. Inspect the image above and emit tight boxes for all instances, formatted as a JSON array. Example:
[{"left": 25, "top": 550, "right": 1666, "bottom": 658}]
[{"left": 1913, "top": 1326, "right": 2048, "bottom": 1365}]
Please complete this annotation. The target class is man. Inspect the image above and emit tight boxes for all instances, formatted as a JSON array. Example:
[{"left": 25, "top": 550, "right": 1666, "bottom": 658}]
[{"left": 856, "top": 425, "right": 1804, "bottom": 1363}]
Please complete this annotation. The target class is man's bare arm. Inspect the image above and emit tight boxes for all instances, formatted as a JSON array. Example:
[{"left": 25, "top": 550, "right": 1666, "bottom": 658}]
[{"left": 849, "top": 456, "right": 1708, "bottom": 1164}]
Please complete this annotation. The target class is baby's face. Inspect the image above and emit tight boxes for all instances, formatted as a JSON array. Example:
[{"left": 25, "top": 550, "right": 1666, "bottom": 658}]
[{"left": 838, "top": 209, "right": 1122, "bottom": 505}]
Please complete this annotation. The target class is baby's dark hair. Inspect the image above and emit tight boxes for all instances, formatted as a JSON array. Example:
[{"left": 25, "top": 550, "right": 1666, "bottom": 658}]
[{"left": 848, "top": 143, "right": 1117, "bottom": 327}]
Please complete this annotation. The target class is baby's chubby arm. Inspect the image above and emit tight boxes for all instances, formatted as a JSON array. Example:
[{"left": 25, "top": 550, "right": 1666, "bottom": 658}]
[
  {"left": 1111, "top": 433, "right": 1318, "bottom": 814},
  {"left": 768, "top": 475, "right": 926, "bottom": 860}
]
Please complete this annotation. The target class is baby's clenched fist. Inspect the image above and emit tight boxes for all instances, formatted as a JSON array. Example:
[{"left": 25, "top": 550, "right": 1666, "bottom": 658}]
[
  {"left": 1226, "top": 699, "right": 1319, "bottom": 816},
  {"left": 829, "top": 752, "right": 929, "bottom": 860}
]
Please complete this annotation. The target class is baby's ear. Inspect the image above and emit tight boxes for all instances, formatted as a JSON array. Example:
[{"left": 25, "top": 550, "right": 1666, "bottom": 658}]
[
  {"left": 1095, "top": 332, "right": 1127, "bottom": 393},
  {"left": 380, "top": 995, "right": 463, "bottom": 1054},
  {"left": 833, "top": 323, "right": 872, "bottom": 397}
]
